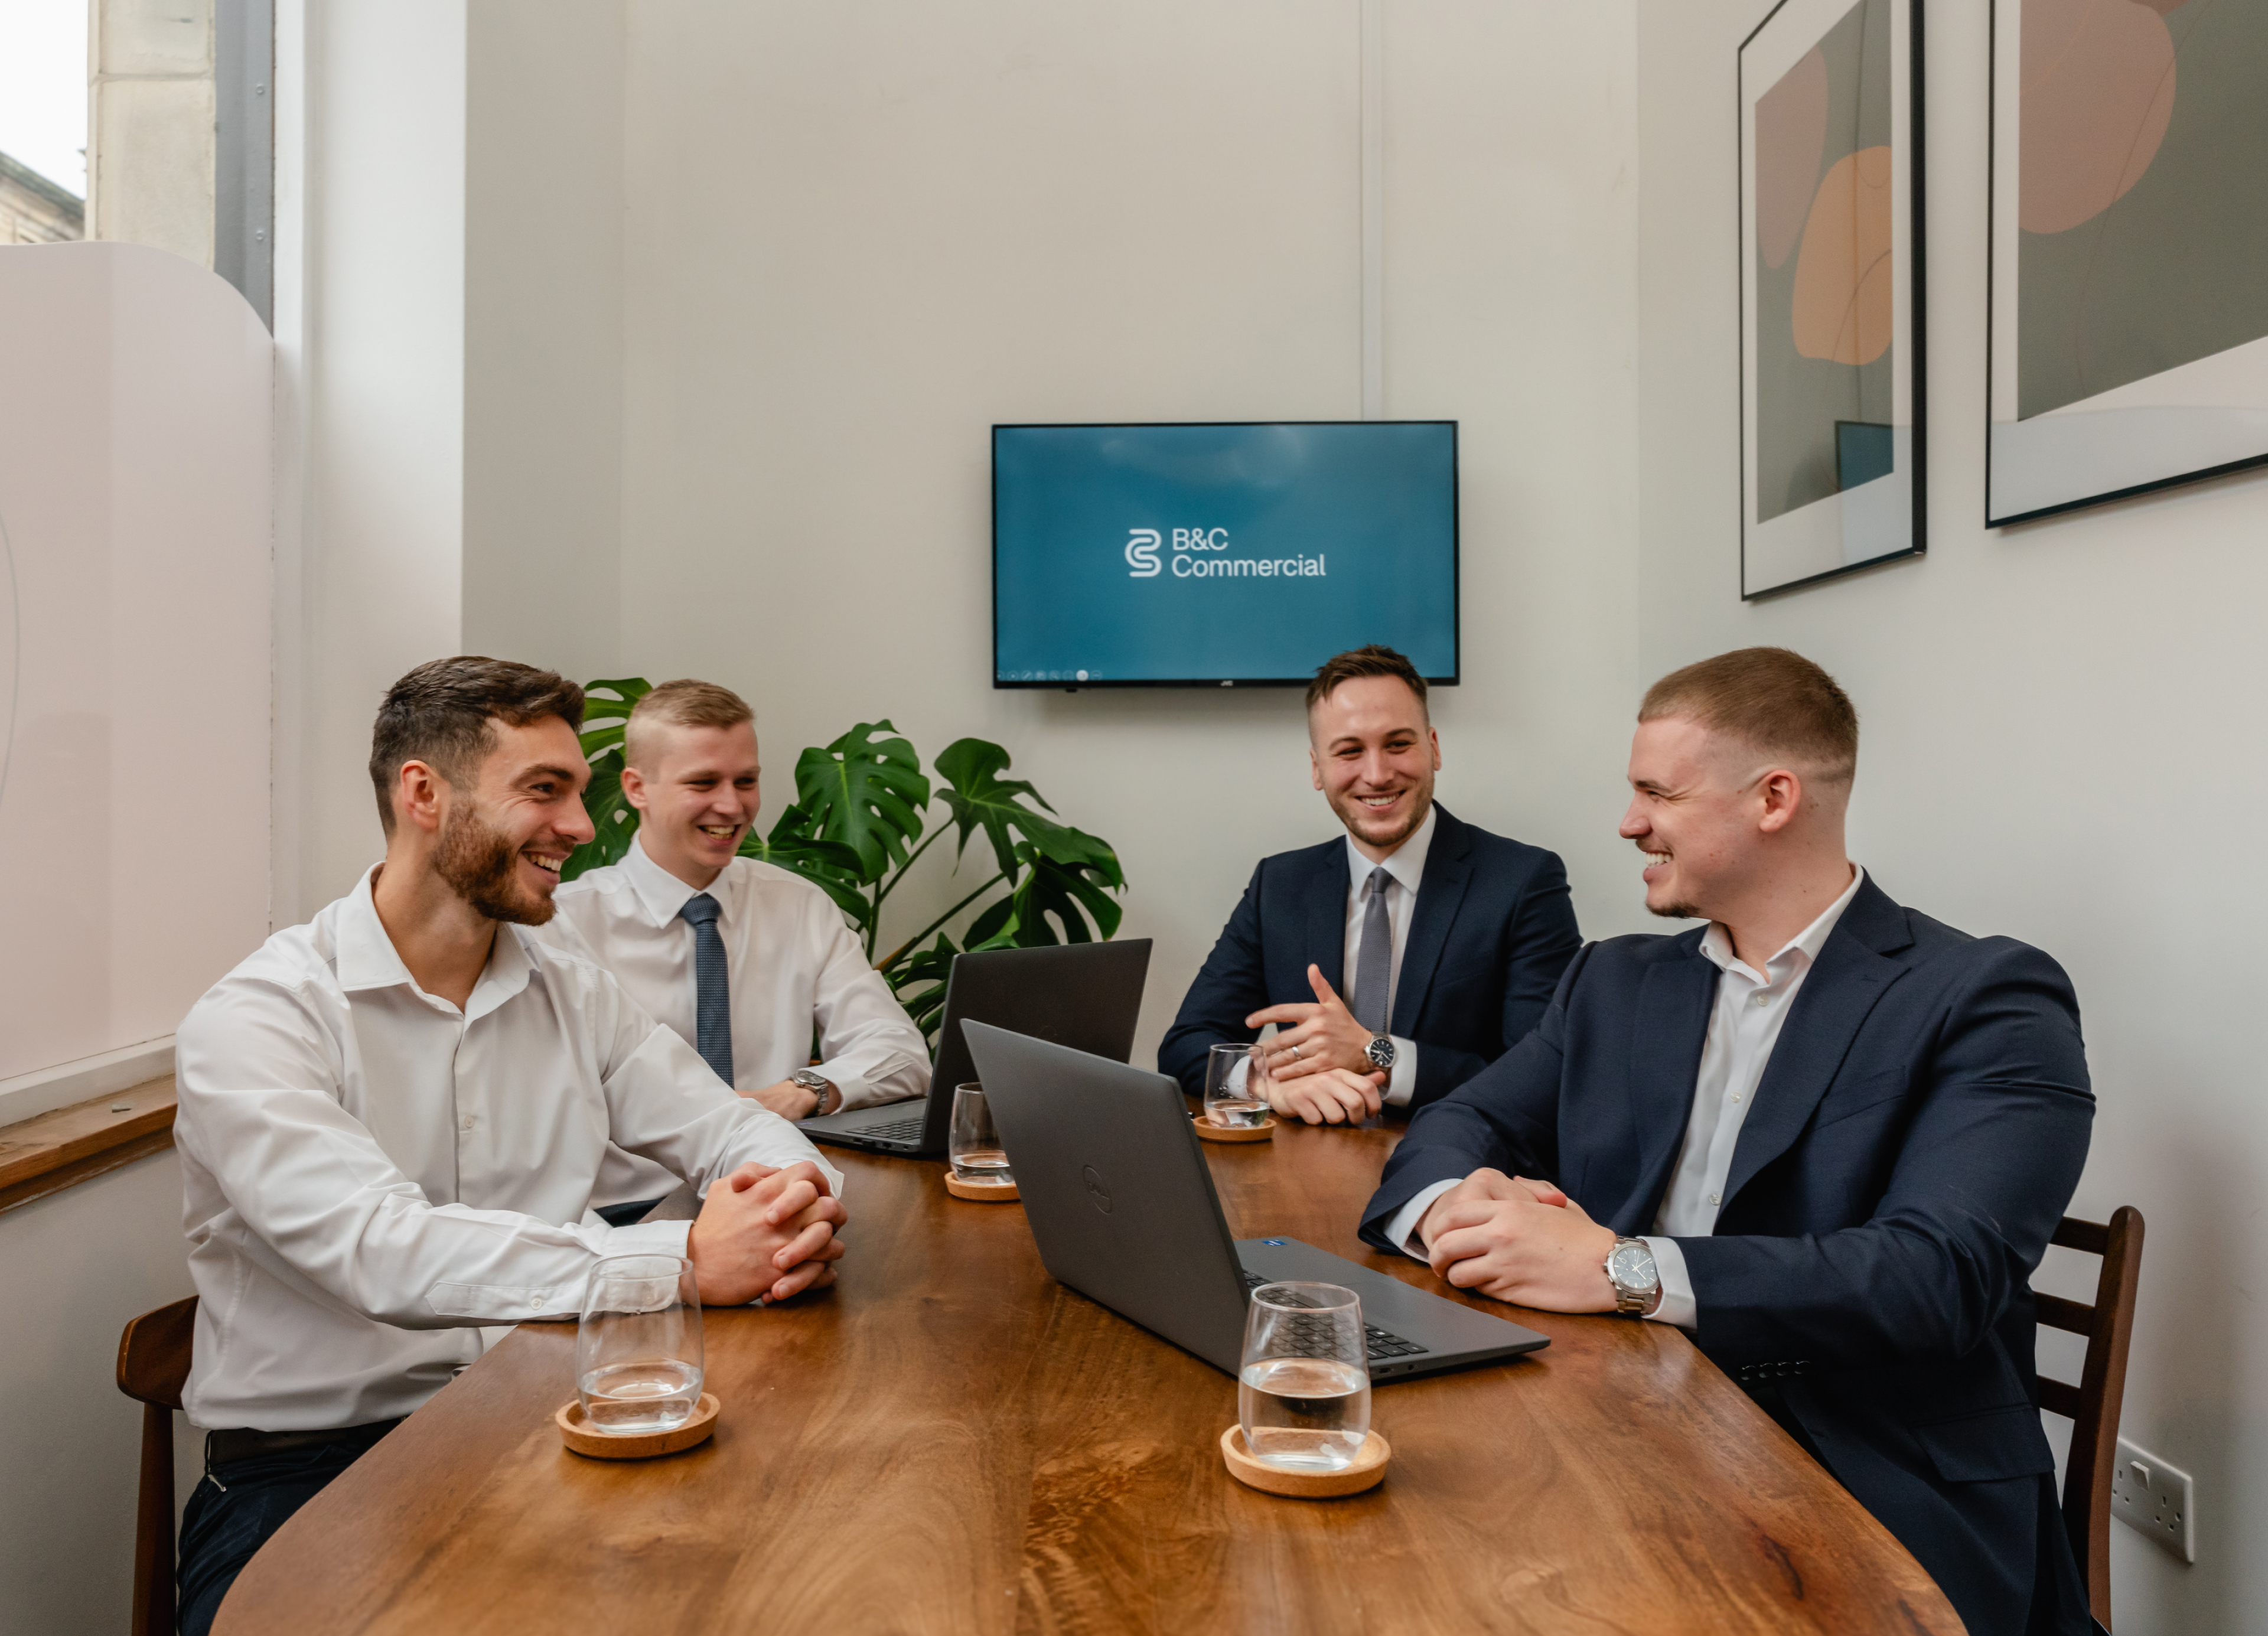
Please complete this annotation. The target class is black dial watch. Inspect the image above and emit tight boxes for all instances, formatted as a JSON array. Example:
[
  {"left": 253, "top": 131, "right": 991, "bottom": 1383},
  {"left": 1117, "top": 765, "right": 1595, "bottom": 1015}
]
[
  {"left": 1605, "top": 1236, "right": 1661, "bottom": 1316},
  {"left": 1364, "top": 1034, "right": 1397, "bottom": 1073}
]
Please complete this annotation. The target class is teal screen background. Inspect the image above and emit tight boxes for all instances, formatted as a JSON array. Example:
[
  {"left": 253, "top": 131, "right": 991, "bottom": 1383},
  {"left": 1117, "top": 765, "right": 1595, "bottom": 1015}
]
[{"left": 992, "top": 422, "right": 1458, "bottom": 686}]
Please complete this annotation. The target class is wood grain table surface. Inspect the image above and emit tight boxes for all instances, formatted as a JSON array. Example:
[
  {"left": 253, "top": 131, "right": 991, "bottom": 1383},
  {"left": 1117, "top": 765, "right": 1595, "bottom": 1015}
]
[{"left": 214, "top": 1118, "right": 1961, "bottom": 1635}]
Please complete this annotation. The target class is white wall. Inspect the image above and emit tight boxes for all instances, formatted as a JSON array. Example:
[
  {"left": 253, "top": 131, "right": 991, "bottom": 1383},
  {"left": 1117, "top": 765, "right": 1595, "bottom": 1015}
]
[
  {"left": 571, "top": 0, "right": 1641, "bottom": 1063},
  {"left": 1638, "top": 3, "right": 2262, "bottom": 1629}
]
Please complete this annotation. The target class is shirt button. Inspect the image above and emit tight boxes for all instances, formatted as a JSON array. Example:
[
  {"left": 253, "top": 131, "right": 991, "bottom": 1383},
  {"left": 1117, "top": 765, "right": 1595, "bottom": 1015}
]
[
  {"left": 1751, "top": 993, "right": 1768, "bottom": 1007},
  {"left": 1706, "top": 1192, "right": 1720, "bottom": 1206},
  {"left": 531, "top": 1295, "right": 545, "bottom": 1310},
  {"left": 1730, "top": 1093, "right": 1743, "bottom": 1104},
  {"left": 461, "top": 1116, "right": 475, "bottom": 1131}
]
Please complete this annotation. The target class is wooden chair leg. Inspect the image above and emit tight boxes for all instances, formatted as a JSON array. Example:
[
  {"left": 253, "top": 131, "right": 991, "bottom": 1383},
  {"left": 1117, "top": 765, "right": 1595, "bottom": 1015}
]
[{"left": 132, "top": 1400, "right": 175, "bottom": 1636}]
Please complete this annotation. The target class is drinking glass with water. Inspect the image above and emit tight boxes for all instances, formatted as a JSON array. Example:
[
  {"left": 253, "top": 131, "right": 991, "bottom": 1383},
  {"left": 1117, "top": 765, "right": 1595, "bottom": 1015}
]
[
  {"left": 1204, "top": 1041, "right": 1273, "bottom": 1129},
  {"left": 1239, "top": 1281, "right": 1372, "bottom": 1471},
  {"left": 576, "top": 1253, "right": 703, "bottom": 1436},
  {"left": 949, "top": 1082, "right": 1012, "bottom": 1182}
]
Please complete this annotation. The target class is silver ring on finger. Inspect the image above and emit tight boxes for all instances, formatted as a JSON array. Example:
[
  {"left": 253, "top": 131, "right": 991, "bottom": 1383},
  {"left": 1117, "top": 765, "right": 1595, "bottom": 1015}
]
[{"left": 1293, "top": 1042, "right": 1305, "bottom": 1058}]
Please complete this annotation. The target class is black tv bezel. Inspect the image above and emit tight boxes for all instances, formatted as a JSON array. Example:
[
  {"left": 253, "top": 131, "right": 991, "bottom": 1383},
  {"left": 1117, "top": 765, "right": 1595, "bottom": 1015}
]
[{"left": 990, "top": 419, "right": 1461, "bottom": 691}]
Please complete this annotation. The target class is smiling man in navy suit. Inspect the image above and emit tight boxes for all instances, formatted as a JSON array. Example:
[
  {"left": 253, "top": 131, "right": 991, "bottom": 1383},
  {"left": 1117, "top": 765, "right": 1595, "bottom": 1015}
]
[
  {"left": 1160, "top": 645, "right": 1581, "bottom": 1125},
  {"left": 1360, "top": 647, "right": 2093, "bottom": 1636}
]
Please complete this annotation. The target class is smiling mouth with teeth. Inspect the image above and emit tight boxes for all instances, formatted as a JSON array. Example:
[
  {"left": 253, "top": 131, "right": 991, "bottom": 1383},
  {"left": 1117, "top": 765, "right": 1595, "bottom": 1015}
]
[
  {"left": 527, "top": 853, "right": 564, "bottom": 876},
  {"left": 696, "top": 824, "right": 739, "bottom": 839}
]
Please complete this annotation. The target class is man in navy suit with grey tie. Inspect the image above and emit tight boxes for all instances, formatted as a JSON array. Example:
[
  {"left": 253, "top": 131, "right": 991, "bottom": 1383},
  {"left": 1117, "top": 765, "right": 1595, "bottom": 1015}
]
[
  {"left": 1359, "top": 647, "right": 2094, "bottom": 1635},
  {"left": 1159, "top": 645, "right": 1582, "bottom": 1123}
]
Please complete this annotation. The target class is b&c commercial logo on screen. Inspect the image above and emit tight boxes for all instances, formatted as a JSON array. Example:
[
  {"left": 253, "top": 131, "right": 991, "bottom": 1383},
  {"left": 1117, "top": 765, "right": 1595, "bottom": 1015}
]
[{"left": 1123, "top": 527, "right": 1325, "bottom": 581}]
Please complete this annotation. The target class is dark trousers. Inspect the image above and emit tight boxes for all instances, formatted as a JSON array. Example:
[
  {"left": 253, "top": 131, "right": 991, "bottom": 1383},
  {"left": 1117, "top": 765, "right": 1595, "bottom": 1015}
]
[{"left": 177, "top": 1420, "right": 400, "bottom": 1636}]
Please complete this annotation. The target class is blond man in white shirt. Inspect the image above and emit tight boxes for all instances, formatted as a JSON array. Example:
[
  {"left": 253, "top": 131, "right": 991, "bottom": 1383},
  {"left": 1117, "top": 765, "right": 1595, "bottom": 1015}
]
[
  {"left": 535, "top": 679, "right": 930, "bottom": 1222},
  {"left": 172, "top": 658, "right": 846, "bottom": 1636}
]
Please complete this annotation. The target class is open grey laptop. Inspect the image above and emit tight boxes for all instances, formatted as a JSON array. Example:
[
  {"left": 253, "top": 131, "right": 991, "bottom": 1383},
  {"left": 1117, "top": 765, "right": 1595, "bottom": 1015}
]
[
  {"left": 960, "top": 1021, "right": 1549, "bottom": 1381},
  {"left": 800, "top": 940, "right": 1151, "bottom": 1157}
]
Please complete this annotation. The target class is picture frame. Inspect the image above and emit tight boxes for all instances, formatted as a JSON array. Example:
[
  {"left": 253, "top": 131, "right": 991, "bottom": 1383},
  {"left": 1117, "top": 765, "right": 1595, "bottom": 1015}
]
[
  {"left": 1739, "top": 0, "right": 1925, "bottom": 597},
  {"left": 1987, "top": 0, "right": 2268, "bottom": 526}
]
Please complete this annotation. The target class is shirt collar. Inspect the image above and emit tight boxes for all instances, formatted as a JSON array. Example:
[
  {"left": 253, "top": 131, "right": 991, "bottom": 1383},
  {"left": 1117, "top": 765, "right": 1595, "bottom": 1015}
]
[
  {"left": 622, "top": 830, "right": 720, "bottom": 927},
  {"left": 1345, "top": 802, "right": 1437, "bottom": 900},
  {"left": 334, "top": 862, "right": 537, "bottom": 1018},
  {"left": 1699, "top": 863, "right": 1867, "bottom": 982}
]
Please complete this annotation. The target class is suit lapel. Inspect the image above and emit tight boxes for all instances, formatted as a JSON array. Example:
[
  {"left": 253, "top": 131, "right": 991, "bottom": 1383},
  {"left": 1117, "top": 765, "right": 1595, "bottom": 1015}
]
[
  {"left": 1720, "top": 879, "right": 1913, "bottom": 1208},
  {"left": 1390, "top": 806, "right": 1471, "bottom": 1038},
  {"left": 1304, "top": 842, "right": 1347, "bottom": 994},
  {"left": 1620, "top": 944, "right": 1716, "bottom": 1233}
]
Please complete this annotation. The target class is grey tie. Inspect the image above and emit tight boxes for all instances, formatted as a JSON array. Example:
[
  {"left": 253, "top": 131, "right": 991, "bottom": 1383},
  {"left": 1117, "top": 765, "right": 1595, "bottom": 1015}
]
[
  {"left": 679, "top": 893, "right": 734, "bottom": 1084},
  {"left": 1354, "top": 867, "right": 1394, "bottom": 1035}
]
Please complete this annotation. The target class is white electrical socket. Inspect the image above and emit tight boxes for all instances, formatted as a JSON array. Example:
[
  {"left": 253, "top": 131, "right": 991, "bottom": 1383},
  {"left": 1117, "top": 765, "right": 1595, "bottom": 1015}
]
[{"left": 2111, "top": 1439, "right": 2195, "bottom": 1563}]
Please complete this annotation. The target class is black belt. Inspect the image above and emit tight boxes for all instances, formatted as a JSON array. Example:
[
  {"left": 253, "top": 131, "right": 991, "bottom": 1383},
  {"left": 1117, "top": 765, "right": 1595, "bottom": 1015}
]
[{"left": 208, "top": 1418, "right": 403, "bottom": 1467}]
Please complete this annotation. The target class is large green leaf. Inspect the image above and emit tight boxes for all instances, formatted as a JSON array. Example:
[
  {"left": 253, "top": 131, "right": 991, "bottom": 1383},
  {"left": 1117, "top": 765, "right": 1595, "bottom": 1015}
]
[
  {"left": 562, "top": 679, "right": 652, "bottom": 881},
  {"left": 739, "top": 802, "right": 873, "bottom": 931},
  {"left": 964, "top": 842, "right": 1123, "bottom": 949},
  {"left": 932, "top": 737, "right": 1119, "bottom": 882},
  {"left": 883, "top": 931, "right": 972, "bottom": 1047},
  {"left": 794, "top": 721, "right": 930, "bottom": 885}
]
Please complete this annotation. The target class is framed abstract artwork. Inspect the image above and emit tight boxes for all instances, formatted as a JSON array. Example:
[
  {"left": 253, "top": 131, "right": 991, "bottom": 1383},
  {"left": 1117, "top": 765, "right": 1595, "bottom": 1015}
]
[
  {"left": 1989, "top": 0, "right": 2268, "bottom": 524},
  {"left": 1739, "top": 0, "right": 1925, "bottom": 597}
]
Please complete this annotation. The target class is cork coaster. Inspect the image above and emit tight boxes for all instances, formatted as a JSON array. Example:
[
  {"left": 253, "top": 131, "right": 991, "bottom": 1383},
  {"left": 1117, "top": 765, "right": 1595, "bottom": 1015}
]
[
  {"left": 558, "top": 1393, "right": 719, "bottom": 1459},
  {"left": 1194, "top": 1115, "right": 1278, "bottom": 1143},
  {"left": 1221, "top": 1425, "right": 1390, "bottom": 1497},
  {"left": 944, "top": 1172, "right": 1021, "bottom": 1201}
]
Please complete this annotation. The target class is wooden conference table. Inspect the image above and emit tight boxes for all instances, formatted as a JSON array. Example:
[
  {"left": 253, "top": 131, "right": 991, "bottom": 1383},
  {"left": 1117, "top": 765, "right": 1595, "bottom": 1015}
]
[{"left": 216, "top": 1121, "right": 1960, "bottom": 1635}]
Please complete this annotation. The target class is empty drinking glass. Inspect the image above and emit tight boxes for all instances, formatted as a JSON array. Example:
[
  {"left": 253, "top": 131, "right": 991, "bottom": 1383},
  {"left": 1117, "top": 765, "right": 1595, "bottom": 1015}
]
[
  {"left": 1204, "top": 1041, "right": 1272, "bottom": 1128},
  {"left": 949, "top": 1082, "right": 1012, "bottom": 1183},
  {"left": 576, "top": 1253, "right": 703, "bottom": 1436},
  {"left": 1239, "top": 1281, "right": 1371, "bottom": 1471}
]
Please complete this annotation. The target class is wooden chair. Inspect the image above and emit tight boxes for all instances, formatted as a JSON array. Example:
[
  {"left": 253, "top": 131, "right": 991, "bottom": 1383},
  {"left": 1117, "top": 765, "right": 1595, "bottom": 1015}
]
[
  {"left": 117, "top": 1296, "right": 198, "bottom": 1636},
  {"left": 2035, "top": 1210, "right": 2144, "bottom": 1633}
]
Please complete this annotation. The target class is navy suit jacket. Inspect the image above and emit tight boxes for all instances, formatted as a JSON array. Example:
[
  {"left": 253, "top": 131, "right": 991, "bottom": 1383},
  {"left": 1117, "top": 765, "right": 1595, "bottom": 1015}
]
[
  {"left": 1159, "top": 805, "right": 1581, "bottom": 1110},
  {"left": 1359, "top": 876, "right": 2094, "bottom": 1636}
]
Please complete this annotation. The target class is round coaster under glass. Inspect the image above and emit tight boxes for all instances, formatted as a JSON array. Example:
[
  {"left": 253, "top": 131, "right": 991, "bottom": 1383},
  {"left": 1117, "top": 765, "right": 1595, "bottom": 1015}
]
[
  {"left": 1220, "top": 1425, "right": 1390, "bottom": 1497},
  {"left": 1194, "top": 1115, "right": 1278, "bottom": 1143},
  {"left": 944, "top": 1172, "right": 1020, "bottom": 1201},
  {"left": 557, "top": 1392, "right": 719, "bottom": 1459}
]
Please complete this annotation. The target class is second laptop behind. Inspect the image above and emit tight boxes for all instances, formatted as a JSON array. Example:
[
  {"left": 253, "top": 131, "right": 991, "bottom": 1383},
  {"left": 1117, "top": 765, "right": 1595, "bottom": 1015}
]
[{"left": 800, "top": 938, "right": 1152, "bottom": 1157}]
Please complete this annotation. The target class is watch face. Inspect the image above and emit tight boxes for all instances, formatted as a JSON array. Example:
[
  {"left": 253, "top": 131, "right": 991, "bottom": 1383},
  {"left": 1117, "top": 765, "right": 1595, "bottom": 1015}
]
[
  {"left": 1608, "top": 1242, "right": 1656, "bottom": 1286},
  {"left": 1366, "top": 1036, "right": 1396, "bottom": 1068}
]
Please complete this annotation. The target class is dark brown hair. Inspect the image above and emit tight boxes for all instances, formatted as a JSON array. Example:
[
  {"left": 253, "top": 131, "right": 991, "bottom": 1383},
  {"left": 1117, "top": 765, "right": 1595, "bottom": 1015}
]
[
  {"left": 625, "top": 678, "right": 754, "bottom": 769},
  {"left": 369, "top": 657, "right": 586, "bottom": 835},
  {"left": 1305, "top": 644, "right": 1428, "bottom": 714},
  {"left": 1639, "top": 647, "right": 1858, "bottom": 784}
]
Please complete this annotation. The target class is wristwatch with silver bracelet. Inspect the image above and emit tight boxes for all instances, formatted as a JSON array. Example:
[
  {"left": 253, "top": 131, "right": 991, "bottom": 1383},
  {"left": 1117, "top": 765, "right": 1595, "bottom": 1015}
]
[
  {"left": 791, "top": 1068, "right": 836, "bottom": 1116},
  {"left": 1605, "top": 1236, "right": 1662, "bottom": 1316}
]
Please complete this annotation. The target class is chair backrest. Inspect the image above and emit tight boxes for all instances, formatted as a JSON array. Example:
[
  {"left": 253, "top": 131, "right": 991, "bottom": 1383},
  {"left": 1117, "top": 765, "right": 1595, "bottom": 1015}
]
[
  {"left": 2035, "top": 1208, "right": 2144, "bottom": 1633},
  {"left": 117, "top": 1295, "right": 198, "bottom": 1409}
]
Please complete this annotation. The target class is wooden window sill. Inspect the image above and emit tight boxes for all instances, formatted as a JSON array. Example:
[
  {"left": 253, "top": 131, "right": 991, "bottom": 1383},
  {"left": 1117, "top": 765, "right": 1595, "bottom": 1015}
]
[{"left": 0, "top": 1076, "right": 178, "bottom": 1215}]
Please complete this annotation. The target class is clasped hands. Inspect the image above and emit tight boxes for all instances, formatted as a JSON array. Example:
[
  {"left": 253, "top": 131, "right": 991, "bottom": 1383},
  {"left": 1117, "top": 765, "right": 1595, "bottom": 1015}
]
[
  {"left": 687, "top": 1159, "right": 845, "bottom": 1306},
  {"left": 1413, "top": 1168, "right": 1619, "bottom": 1313},
  {"left": 1242, "top": 963, "right": 1388, "bottom": 1125}
]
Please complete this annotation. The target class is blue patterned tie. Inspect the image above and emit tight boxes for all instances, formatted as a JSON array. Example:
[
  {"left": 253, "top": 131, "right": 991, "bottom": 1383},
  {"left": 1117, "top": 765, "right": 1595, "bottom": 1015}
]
[{"left": 678, "top": 892, "right": 734, "bottom": 1086}]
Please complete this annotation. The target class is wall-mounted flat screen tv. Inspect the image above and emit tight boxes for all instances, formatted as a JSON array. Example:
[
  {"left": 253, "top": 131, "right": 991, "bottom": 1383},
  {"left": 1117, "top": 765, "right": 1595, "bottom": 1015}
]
[{"left": 993, "top": 421, "right": 1458, "bottom": 688}]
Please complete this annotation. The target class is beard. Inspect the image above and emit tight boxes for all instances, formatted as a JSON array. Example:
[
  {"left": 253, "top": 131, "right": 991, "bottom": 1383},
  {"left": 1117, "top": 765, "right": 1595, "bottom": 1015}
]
[
  {"left": 1651, "top": 899, "right": 1702, "bottom": 921},
  {"left": 435, "top": 801, "right": 555, "bottom": 925}
]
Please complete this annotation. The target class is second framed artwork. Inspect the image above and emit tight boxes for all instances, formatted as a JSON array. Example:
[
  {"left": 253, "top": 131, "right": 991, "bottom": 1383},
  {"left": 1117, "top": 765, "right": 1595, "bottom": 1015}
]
[{"left": 1739, "top": 0, "right": 1925, "bottom": 597}]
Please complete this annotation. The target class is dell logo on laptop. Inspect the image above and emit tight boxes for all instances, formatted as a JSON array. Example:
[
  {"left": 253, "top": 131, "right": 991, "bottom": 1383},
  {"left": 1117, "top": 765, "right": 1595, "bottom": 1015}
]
[
  {"left": 1261, "top": 1239, "right": 1287, "bottom": 1247},
  {"left": 1083, "top": 1165, "right": 1112, "bottom": 1213}
]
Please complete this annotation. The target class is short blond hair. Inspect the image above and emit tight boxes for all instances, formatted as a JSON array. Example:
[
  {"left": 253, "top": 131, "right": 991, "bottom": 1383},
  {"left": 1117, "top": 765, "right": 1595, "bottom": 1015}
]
[
  {"left": 1639, "top": 647, "right": 1858, "bottom": 785},
  {"left": 624, "top": 678, "right": 754, "bottom": 770}
]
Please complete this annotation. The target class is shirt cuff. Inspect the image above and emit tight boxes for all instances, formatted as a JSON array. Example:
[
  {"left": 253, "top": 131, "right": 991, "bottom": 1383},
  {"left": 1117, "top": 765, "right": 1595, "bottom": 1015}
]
[
  {"left": 601, "top": 1217, "right": 695, "bottom": 1257},
  {"left": 1640, "top": 1235, "right": 1697, "bottom": 1330},
  {"left": 1380, "top": 1037, "right": 1418, "bottom": 1106},
  {"left": 1382, "top": 1178, "right": 1461, "bottom": 1260}
]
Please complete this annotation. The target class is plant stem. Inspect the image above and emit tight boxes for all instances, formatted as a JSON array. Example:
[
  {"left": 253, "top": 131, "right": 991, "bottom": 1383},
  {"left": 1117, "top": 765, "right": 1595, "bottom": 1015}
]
[
  {"left": 874, "top": 872, "right": 1008, "bottom": 973},
  {"left": 873, "top": 826, "right": 948, "bottom": 915}
]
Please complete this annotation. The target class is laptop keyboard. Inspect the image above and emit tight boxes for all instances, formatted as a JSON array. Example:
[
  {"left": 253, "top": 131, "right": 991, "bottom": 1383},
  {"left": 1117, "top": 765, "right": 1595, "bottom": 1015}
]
[
  {"left": 1241, "top": 1268, "right": 1429, "bottom": 1361},
  {"left": 847, "top": 1115, "right": 927, "bottom": 1143}
]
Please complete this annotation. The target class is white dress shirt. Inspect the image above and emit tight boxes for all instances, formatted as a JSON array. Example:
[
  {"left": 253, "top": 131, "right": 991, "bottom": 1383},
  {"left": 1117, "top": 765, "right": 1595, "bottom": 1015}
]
[
  {"left": 1384, "top": 865, "right": 1867, "bottom": 1331},
  {"left": 537, "top": 835, "right": 931, "bottom": 1203},
  {"left": 1235, "top": 804, "right": 1431, "bottom": 1104},
  {"left": 173, "top": 867, "right": 841, "bottom": 1432}
]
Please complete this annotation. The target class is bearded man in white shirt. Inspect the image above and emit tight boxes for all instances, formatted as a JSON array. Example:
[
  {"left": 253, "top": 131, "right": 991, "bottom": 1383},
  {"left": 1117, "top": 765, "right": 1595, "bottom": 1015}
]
[
  {"left": 171, "top": 657, "right": 847, "bottom": 1636},
  {"left": 535, "top": 679, "right": 931, "bottom": 1226}
]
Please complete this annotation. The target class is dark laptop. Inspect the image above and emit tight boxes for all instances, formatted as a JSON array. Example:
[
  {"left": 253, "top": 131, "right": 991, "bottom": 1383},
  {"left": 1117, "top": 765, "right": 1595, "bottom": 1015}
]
[
  {"left": 960, "top": 1021, "right": 1549, "bottom": 1381},
  {"left": 800, "top": 940, "right": 1152, "bottom": 1157}
]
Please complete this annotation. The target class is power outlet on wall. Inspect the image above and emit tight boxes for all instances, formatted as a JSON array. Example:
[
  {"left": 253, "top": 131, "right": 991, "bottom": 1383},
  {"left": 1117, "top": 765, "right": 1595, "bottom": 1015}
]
[{"left": 2111, "top": 1439, "right": 2195, "bottom": 1563}]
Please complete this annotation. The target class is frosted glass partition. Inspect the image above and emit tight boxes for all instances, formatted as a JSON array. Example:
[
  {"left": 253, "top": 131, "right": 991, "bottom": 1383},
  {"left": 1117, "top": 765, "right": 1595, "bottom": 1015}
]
[{"left": 0, "top": 242, "right": 272, "bottom": 1089}]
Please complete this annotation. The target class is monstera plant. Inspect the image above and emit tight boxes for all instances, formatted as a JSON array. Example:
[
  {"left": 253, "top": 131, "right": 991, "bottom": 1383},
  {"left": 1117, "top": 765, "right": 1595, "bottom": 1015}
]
[{"left": 562, "top": 678, "right": 1127, "bottom": 1044}]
